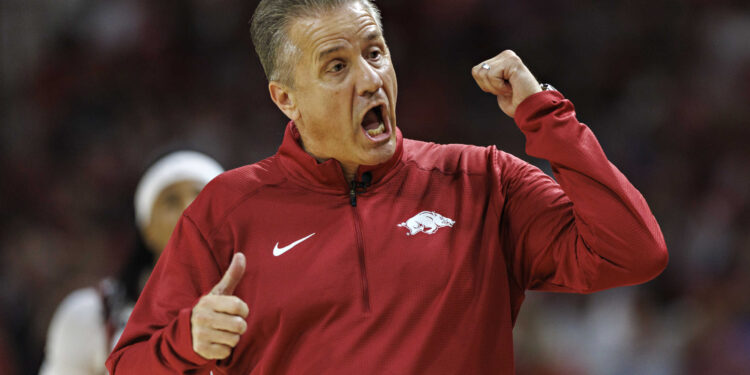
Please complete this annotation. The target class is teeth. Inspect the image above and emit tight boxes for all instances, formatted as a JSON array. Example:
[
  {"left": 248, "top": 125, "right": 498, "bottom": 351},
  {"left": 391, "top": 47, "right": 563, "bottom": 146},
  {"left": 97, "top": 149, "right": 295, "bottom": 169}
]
[{"left": 367, "top": 122, "right": 385, "bottom": 136}]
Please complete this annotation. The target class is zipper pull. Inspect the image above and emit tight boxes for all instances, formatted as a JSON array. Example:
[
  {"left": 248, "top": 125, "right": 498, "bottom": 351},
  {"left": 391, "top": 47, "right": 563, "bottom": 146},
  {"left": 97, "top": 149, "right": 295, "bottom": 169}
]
[{"left": 349, "top": 172, "right": 372, "bottom": 207}]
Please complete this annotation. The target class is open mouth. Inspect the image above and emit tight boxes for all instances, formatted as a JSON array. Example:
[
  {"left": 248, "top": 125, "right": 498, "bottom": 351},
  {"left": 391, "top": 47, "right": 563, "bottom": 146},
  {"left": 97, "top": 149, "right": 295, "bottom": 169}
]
[{"left": 361, "top": 105, "right": 387, "bottom": 138}]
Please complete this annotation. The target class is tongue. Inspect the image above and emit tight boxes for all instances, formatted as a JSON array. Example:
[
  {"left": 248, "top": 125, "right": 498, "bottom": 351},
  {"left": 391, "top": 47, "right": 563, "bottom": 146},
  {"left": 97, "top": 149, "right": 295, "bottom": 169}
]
[{"left": 362, "top": 108, "right": 380, "bottom": 130}]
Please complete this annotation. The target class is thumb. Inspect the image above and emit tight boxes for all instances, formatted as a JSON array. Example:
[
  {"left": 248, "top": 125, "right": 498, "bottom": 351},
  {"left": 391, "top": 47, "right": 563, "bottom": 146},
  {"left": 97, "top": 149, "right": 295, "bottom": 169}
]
[{"left": 210, "top": 252, "right": 246, "bottom": 296}]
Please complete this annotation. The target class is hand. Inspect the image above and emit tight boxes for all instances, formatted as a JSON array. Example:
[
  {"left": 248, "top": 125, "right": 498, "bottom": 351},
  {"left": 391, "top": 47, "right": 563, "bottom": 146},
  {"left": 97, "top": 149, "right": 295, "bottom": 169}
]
[
  {"left": 472, "top": 50, "right": 542, "bottom": 118},
  {"left": 191, "top": 253, "right": 249, "bottom": 360}
]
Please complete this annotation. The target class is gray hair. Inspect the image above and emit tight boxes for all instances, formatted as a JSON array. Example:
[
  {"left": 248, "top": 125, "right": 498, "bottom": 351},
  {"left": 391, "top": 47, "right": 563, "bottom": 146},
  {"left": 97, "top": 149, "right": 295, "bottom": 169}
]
[{"left": 250, "top": 0, "right": 382, "bottom": 87}]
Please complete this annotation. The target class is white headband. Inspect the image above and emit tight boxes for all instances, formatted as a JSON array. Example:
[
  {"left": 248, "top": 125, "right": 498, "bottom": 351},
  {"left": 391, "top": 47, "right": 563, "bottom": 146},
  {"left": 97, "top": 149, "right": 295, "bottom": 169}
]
[{"left": 134, "top": 150, "right": 224, "bottom": 228}]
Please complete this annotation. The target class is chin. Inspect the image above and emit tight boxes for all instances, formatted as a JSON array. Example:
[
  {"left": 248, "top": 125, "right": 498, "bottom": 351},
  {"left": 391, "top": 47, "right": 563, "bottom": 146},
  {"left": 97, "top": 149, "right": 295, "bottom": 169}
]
[{"left": 360, "top": 138, "right": 397, "bottom": 166}]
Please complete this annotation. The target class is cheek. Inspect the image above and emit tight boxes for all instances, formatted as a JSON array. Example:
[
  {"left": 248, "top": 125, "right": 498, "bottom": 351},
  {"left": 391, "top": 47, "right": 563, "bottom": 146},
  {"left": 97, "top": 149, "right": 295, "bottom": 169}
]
[
  {"left": 319, "top": 89, "right": 351, "bottom": 124},
  {"left": 305, "top": 86, "right": 346, "bottom": 117},
  {"left": 382, "top": 66, "right": 398, "bottom": 105},
  {"left": 390, "top": 75, "right": 398, "bottom": 107},
  {"left": 154, "top": 209, "right": 181, "bottom": 236}
]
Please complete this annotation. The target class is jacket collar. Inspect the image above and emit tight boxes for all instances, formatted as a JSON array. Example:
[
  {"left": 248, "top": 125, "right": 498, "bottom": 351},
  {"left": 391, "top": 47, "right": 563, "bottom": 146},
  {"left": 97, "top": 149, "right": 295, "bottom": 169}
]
[{"left": 277, "top": 121, "right": 404, "bottom": 192}]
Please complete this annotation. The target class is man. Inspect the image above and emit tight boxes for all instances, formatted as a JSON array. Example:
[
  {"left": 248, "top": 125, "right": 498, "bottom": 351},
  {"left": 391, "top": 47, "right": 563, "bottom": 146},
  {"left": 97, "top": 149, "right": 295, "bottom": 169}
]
[{"left": 107, "top": 0, "right": 668, "bottom": 373}]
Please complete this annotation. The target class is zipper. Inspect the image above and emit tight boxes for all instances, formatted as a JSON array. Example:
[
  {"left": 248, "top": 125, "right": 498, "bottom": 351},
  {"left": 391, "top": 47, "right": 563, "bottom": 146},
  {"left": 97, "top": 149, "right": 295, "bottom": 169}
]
[
  {"left": 349, "top": 172, "right": 372, "bottom": 312},
  {"left": 351, "top": 206, "right": 371, "bottom": 312}
]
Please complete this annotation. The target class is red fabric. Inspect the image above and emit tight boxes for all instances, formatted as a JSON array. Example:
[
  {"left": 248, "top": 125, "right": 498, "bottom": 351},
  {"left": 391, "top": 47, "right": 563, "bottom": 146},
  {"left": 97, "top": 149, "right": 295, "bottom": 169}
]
[{"left": 107, "top": 91, "right": 667, "bottom": 374}]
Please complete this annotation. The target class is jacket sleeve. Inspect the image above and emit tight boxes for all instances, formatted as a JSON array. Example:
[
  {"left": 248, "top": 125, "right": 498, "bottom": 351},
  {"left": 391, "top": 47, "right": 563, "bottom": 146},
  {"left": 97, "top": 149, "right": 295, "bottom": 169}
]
[
  {"left": 106, "top": 215, "right": 222, "bottom": 374},
  {"left": 495, "top": 90, "right": 668, "bottom": 293}
]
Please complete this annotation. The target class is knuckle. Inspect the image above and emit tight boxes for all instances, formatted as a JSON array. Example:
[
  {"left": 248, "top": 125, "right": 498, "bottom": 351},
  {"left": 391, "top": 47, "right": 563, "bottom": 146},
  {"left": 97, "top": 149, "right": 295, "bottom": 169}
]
[
  {"left": 194, "top": 326, "right": 208, "bottom": 340},
  {"left": 196, "top": 295, "right": 214, "bottom": 309},
  {"left": 232, "top": 298, "right": 244, "bottom": 310},
  {"left": 231, "top": 298, "right": 249, "bottom": 316},
  {"left": 239, "top": 319, "right": 248, "bottom": 333},
  {"left": 229, "top": 333, "right": 241, "bottom": 347},
  {"left": 193, "top": 311, "right": 209, "bottom": 326},
  {"left": 207, "top": 294, "right": 221, "bottom": 304},
  {"left": 217, "top": 296, "right": 234, "bottom": 309},
  {"left": 233, "top": 317, "right": 247, "bottom": 333},
  {"left": 472, "top": 64, "right": 484, "bottom": 77},
  {"left": 194, "top": 341, "right": 208, "bottom": 354},
  {"left": 240, "top": 302, "right": 250, "bottom": 316},
  {"left": 217, "top": 346, "right": 231, "bottom": 359}
]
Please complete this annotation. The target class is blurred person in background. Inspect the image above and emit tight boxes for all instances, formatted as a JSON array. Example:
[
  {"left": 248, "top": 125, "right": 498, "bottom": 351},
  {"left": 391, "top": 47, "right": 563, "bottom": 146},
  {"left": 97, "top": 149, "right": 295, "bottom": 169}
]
[
  {"left": 2, "top": 0, "right": 747, "bottom": 374},
  {"left": 39, "top": 151, "right": 223, "bottom": 375},
  {"left": 106, "top": 0, "right": 668, "bottom": 374}
]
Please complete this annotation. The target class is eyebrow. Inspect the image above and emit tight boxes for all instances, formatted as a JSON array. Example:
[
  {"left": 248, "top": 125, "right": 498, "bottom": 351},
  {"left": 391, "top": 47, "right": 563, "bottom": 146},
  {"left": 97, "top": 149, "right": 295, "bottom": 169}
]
[
  {"left": 318, "top": 46, "right": 345, "bottom": 62},
  {"left": 365, "top": 31, "right": 382, "bottom": 42},
  {"left": 317, "top": 31, "right": 384, "bottom": 61}
]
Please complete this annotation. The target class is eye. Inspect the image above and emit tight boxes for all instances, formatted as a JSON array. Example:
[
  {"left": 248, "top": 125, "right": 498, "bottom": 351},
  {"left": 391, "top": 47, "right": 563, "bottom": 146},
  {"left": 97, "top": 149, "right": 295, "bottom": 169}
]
[
  {"left": 329, "top": 62, "right": 345, "bottom": 73},
  {"left": 368, "top": 49, "right": 382, "bottom": 60},
  {"left": 163, "top": 193, "right": 181, "bottom": 208}
]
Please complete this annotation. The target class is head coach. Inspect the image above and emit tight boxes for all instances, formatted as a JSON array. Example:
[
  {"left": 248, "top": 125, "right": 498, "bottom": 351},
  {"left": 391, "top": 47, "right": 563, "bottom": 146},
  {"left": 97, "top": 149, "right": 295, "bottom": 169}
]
[{"left": 107, "top": 0, "right": 668, "bottom": 373}]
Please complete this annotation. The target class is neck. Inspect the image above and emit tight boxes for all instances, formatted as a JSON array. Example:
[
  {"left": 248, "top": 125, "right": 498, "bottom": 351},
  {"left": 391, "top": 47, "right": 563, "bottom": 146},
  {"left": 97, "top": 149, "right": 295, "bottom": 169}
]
[
  {"left": 297, "top": 134, "right": 359, "bottom": 183},
  {"left": 340, "top": 163, "right": 357, "bottom": 183},
  {"left": 310, "top": 153, "right": 357, "bottom": 183}
]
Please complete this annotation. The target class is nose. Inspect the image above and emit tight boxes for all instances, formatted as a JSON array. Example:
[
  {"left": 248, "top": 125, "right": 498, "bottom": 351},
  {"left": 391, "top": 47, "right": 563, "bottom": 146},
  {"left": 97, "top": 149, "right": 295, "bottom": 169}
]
[{"left": 355, "top": 58, "right": 383, "bottom": 97}]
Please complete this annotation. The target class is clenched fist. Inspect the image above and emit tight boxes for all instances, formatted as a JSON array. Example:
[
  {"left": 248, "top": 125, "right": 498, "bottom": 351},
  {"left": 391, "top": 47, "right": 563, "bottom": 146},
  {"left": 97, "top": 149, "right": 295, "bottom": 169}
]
[
  {"left": 191, "top": 253, "right": 249, "bottom": 360},
  {"left": 472, "top": 50, "right": 542, "bottom": 118}
]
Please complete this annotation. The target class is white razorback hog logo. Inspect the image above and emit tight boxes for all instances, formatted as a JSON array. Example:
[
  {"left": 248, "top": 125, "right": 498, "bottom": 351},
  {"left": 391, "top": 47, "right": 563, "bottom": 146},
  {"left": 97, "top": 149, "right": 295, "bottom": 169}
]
[{"left": 397, "top": 211, "right": 455, "bottom": 236}]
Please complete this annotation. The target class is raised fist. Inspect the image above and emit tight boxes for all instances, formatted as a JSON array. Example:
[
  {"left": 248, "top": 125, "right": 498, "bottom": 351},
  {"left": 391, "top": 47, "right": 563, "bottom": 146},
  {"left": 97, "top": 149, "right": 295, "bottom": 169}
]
[{"left": 472, "top": 50, "right": 542, "bottom": 118}]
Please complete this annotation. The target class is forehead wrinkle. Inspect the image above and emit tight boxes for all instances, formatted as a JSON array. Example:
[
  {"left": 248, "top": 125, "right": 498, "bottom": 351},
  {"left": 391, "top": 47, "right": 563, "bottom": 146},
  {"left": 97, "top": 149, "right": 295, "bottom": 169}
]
[
  {"left": 292, "top": 18, "right": 350, "bottom": 63},
  {"left": 313, "top": 21, "right": 380, "bottom": 64},
  {"left": 353, "top": 12, "right": 380, "bottom": 37},
  {"left": 296, "top": 5, "right": 381, "bottom": 54},
  {"left": 311, "top": 36, "right": 352, "bottom": 66},
  {"left": 365, "top": 31, "right": 382, "bottom": 41}
]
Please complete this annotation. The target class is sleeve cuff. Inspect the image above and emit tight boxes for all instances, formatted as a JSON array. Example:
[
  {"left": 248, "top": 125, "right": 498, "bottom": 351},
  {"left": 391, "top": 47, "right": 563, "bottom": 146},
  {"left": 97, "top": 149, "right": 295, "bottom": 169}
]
[
  {"left": 513, "top": 90, "right": 566, "bottom": 129},
  {"left": 169, "top": 307, "right": 213, "bottom": 367}
]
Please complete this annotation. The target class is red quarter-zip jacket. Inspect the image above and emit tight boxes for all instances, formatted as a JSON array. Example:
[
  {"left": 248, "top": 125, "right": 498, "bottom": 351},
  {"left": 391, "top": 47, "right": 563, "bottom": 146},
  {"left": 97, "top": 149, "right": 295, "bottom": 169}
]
[{"left": 107, "top": 91, "right": 668, "bottom": 374}]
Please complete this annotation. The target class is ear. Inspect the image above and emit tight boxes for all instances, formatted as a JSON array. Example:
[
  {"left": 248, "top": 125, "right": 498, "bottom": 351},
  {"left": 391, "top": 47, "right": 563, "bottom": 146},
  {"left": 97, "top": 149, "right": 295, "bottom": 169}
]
[{"left": 269, "top": 81, "right": 300, "bottom": 122}]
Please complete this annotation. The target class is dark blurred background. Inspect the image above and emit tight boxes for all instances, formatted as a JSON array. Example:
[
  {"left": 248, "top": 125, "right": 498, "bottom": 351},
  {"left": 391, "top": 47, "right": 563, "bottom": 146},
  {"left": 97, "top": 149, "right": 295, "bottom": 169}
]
[{"left": 1, "top": 0, "right": 749, "bottom": 374}]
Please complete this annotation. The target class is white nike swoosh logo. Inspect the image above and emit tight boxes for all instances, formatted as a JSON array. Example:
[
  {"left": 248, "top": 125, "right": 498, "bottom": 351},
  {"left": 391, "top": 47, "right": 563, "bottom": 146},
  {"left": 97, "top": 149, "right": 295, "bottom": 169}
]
[{"left": 273, "top": 233, "right": 316, "bottom": 256}]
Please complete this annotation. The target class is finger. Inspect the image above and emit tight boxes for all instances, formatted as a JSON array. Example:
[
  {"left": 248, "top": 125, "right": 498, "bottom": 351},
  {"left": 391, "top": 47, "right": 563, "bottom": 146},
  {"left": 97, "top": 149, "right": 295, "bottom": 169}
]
[
  {"left": 194, "top": 342, "right": 233, "bottom": 360},
  {"left": 488, "top": 73, "right": 513, "bottom": 96},
  {"left": 472, "top": 62, "right": 494, "bottom": 94},
  {"left": 495, "top": 50, "right": 530, "bottom": 89},
  {"left": 477, "top": 62, "right": 493, "bottom": 93},
  {"left": 206, "top": 329, "right": 242, "bottom": 348},
  {"left": 202, "top": 295, "right": 250, "bottom": 318},
  {"left": 210, "top": 312, "right": 248, "bottom": 334},
  {"left": 485, "top": 57, "right": 518, "bottom": 96},
  {"left": 193, "top": 322, "right": 240, "bottom": 347},
  {"left": 211, "top": 252, "right": 246, "bottom": 296},
  {"left": 471, "top": 62, "right": 482, "bottom": 78},
  {"left": 192, "top": 306, "right": 248, "bottom": 333}
]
